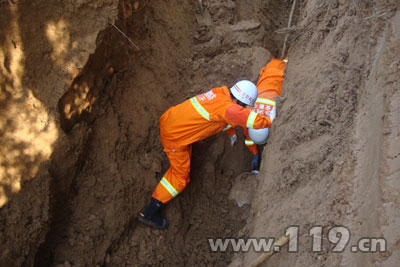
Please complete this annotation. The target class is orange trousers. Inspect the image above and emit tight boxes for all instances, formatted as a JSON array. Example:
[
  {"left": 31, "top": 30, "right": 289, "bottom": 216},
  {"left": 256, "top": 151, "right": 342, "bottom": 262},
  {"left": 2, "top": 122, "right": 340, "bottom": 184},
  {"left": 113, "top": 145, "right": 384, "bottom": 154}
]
[
  {"left": 152, "top": 145, "right": 192, "bottom": 204},
  {"left": 244, "top": 58, "right": 286, "bottom": 155}
]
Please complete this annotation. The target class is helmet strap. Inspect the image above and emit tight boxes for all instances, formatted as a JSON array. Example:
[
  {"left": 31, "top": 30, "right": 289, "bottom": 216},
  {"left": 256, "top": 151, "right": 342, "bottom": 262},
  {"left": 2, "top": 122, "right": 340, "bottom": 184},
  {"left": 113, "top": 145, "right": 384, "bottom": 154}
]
[{"left": 230, "top": 90, "right": 247, "bottom": 108}]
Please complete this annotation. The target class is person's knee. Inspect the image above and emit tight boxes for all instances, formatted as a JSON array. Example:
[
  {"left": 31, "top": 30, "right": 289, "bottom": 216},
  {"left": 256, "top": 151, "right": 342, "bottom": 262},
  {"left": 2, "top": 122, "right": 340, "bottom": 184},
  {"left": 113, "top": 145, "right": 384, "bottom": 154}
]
[{"left": 174, "top": 173, "right": 190, "bottom": 192}]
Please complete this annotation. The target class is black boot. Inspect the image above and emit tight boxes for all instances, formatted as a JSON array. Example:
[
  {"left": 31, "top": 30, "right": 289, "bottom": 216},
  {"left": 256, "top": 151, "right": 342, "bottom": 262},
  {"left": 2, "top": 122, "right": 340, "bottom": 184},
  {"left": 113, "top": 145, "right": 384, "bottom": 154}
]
[{"left": 138, "top": 197, "right": 168, "bottom": 229}]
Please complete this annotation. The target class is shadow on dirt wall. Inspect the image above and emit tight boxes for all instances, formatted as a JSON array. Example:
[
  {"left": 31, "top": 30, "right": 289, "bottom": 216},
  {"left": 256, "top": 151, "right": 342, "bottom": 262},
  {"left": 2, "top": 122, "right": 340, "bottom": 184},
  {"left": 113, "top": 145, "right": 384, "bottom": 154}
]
[
  {"left": 1, "top": 0, "right": 294, "bottom": 265},
  {"left": 0, "top": 0, "right": 130, "bottom": 264},
  {"left": 0, "top": 3, "right": 52, "bottom": 208},
  {"left": 0, "top": 0, "right": 286, "bottom": 264}
]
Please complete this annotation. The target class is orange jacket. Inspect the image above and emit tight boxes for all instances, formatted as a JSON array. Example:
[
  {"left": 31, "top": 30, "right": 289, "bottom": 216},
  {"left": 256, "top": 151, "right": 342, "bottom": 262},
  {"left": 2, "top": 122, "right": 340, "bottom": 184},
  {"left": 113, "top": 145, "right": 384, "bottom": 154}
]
[
  {"left": 245, "top": 58, "right": 286, "bottom": 155},
  {"left": 160, "top": 86, "right": 271, "bottom": 149}
]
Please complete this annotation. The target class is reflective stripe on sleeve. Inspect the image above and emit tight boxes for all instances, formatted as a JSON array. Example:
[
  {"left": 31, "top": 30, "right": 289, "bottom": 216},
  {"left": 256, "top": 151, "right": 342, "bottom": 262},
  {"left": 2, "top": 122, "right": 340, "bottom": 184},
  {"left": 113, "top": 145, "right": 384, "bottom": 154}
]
[
  {"left": 190, "top": 97, "right": 211, "bottom": 121},
  {"left": 256, "top": 98, "right": 275, "bottom": 106},
  {"left": 160, "top": 177, "right": 178, "bottom": 197},
  {"left": 245, "top": 140, "right": 255, "bottom": 146},
  {"left": 246, "top": 111, "right": 258, "bottom": 129},
  {"left": 222, "top": 124, "right": 232, "bottom": 131}
]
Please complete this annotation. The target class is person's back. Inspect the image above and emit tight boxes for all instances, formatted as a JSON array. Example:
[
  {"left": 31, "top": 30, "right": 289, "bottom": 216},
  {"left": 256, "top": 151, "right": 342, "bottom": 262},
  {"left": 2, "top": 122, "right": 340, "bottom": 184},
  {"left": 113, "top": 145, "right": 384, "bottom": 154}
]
[{"left": 160, "top": 86, "right": 236, "bottom": 148}]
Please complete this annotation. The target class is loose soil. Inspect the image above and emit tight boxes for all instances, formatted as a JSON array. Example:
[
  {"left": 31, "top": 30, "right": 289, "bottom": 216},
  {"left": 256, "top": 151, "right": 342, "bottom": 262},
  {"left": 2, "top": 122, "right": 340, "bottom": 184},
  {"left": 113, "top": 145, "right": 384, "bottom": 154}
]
[{"left": 0, "top": 0, "right": 399, "bottom": 266}]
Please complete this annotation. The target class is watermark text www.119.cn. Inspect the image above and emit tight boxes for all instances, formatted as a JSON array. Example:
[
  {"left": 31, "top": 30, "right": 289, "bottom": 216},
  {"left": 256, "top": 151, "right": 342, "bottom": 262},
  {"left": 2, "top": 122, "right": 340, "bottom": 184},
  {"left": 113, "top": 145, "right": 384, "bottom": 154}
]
[{"left": 208, "top": 226, "right": 386, "bottom": 253}]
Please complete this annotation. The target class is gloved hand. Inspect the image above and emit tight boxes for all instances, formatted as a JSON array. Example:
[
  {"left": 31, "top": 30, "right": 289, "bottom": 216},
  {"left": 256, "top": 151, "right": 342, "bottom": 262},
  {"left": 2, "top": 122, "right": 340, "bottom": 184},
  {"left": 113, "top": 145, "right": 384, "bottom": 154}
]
[
  {"left": 230, "top": 134, "right": 237, "bottom": 147},
  {"left": 251, "top": 154, "right": 260, "bottom": 171},
  {"left": 269, "top": 105, "right": 276, "bottom": 122}
]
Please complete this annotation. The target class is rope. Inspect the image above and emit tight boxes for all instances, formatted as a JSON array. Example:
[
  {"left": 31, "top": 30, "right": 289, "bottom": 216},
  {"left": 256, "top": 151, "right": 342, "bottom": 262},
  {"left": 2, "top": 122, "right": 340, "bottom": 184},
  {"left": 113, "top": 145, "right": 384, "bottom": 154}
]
[
  {"left": 280, "top": 0, "right": 297, "bottom": 59},
  {"left": 103, "top": 17, "right": 141, "bottom": 51}
]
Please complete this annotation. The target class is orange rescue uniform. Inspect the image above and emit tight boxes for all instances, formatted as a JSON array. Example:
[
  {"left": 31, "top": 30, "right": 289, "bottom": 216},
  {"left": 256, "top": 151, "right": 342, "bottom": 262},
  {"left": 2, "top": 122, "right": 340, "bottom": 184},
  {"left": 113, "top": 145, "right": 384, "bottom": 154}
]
[
  {"left": 152, "top": 86, "right": 271, "bottom": 203},
  {"left": 244, "top": 58, "right": 287, "bottom": 155}
]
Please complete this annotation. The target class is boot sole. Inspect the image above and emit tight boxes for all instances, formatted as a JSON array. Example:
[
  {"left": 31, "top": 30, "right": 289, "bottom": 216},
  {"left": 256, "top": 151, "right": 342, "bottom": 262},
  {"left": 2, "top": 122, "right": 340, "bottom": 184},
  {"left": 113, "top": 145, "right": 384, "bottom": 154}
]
[{"left": 137, "top": 214, "right": 168, "bottom": 229}]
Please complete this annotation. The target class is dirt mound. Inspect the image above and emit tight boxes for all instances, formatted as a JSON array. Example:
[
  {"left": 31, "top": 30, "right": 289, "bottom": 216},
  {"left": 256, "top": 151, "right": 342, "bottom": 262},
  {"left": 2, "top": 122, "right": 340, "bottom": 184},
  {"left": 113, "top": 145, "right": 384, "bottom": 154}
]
[
  {"left": 1, "top": 0, "right": 399, "bottom": 266},
  {"left": 236, "top": 1, "right": 400, "bottom": 266}
]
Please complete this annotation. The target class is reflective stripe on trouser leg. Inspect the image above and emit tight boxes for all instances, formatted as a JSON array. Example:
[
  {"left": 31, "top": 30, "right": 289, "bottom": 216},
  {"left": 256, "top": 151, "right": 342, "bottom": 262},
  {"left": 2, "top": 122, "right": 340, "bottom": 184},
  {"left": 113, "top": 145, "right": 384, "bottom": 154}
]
[
  {"left": 245, "top": 137, "right": 258, "bottom": 155},
  {"left": 159, "top": 177, "right": 178, "bottom": 197},
  {"left": 152, "top": 146, "right": 192, "bottom": 204},
  {"left": 245, "top": 139, "right": 255, "bottom": 146},
  {"left": 243, "top": 128, "right": 259, "bottom": 155}
]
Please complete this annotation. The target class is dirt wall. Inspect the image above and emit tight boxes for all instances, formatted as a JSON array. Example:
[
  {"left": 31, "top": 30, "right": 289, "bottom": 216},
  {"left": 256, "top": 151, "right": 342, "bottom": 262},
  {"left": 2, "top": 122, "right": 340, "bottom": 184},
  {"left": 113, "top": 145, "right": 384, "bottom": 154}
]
[
  {"left": 40, "top": 1, "right": 292, "bottom": 266},
  {"left": 236, "top": 1, "right": 400, "bottom": 266},
  {"left": 1, "top": 0, "right": 399, "bottom": 266},
  {"left": 0, "top": 0, "right": 118, "bottom": 265}
]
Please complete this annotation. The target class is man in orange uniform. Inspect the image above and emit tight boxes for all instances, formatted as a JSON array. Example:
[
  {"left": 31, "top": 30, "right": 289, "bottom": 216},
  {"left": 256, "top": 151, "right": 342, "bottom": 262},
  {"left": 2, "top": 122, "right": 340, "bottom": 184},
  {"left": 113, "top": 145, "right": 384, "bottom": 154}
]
[
  {"left": 244, "top": 58, "right": 287, "bottom": 173},
  {"left": 138, "top": 80, "right": 273, "bottom": 229}
]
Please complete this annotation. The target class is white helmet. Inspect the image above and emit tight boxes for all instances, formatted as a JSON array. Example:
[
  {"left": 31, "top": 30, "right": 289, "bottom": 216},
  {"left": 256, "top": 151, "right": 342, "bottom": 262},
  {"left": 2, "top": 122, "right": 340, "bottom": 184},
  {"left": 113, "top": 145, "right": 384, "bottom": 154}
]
[
  {"left": 230, "top": 80, "right": 258, "bottom": 107},
  {"left": 249, "top": 128, "right": 270, "bottom": 145}
]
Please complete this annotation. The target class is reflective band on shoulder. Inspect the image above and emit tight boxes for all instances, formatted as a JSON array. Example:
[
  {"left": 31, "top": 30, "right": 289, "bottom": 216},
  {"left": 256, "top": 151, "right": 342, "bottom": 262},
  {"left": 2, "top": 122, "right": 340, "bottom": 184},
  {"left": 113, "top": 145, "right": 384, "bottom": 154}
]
[
  {"left": 283, "top": 59, "right": 288, "bottom": 63},
  {"left": 245, "top": 140, "right": 255, "bottom": 146},
  {"left": 246, "top": 111, "right": 258, "bottom": 129},
  {"left": 160, "top": 177, "right": 178, "bottom": 197},
  {"left": 190, "top": 97, "right": 210, "bottom": 121},
  {"left": 222, "top": 124, "right": 232, "bottom": 131},
  {"left": 256, "top": 98, "right": 275, "bottom": 106}
]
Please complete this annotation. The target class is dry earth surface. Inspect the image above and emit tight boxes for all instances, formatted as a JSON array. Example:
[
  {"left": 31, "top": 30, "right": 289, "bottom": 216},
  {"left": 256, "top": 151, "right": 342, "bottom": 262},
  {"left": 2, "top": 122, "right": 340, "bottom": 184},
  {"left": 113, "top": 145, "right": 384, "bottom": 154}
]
[{"left": 0, "top": 0, "right": 399, "bottom": 266}]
